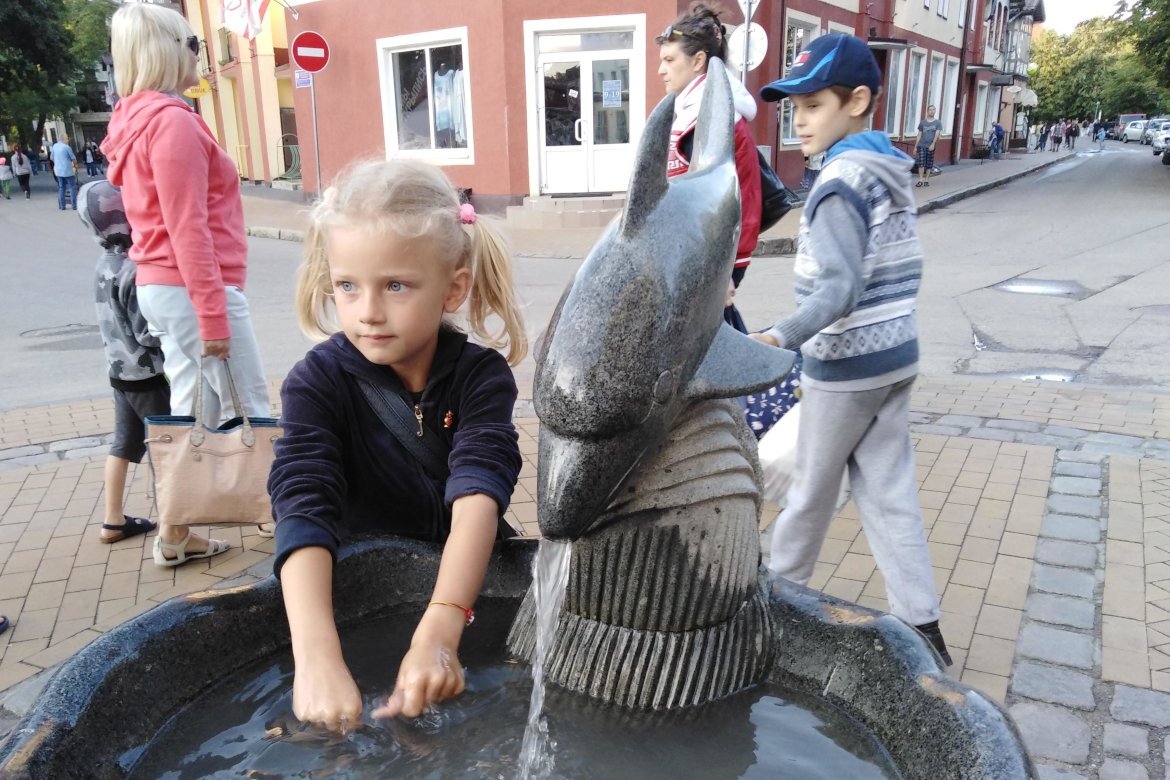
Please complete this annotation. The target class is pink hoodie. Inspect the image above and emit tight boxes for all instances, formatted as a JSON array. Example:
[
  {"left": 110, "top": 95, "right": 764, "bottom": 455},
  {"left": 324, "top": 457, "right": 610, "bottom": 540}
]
[{"left": 102, "top": 91, "right": 248, "bottom": 341}]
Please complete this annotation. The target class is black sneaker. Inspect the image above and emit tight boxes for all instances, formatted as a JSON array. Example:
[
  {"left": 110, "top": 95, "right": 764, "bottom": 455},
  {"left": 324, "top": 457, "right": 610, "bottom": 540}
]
[{"left": 915, "top": 620, "right": 953, "bottom": 667}]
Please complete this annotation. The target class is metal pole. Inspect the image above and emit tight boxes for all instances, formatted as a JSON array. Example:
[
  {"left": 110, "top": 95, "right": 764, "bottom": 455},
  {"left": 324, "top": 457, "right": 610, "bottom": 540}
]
[
  {"left": 741, "top": 0, "right": 753, "bottom": 84},
  {"left": 310, "top": 75, "right": 322, "bottom": 195}
]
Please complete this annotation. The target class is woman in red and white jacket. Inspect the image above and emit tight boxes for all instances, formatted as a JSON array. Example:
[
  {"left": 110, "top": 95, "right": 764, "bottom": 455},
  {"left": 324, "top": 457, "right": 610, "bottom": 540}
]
[
  {"left": 657, "top": 2, "right": 762, "bottom": 323},
  {"left": 105, "top": 2, "right": 270, "bottom": 567}
]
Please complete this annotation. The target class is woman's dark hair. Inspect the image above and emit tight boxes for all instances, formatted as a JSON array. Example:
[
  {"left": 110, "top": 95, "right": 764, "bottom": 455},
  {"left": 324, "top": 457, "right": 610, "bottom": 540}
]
[{"left": 656, "top": 3, "right": 728, "bottom": 65}]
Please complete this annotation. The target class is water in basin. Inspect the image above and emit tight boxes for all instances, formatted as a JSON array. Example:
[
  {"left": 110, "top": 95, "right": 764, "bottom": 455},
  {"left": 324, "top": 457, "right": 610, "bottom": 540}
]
[{"left": 125, "top": 600, "right": 901, "bottom": 779}]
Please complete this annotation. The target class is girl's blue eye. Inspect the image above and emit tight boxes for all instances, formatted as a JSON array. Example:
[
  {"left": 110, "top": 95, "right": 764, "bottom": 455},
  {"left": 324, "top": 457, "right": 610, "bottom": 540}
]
[
  {"left": 388, "top": 281, "right": 404, "bottom": 292},
  {"left": 337, "top": 281, "right": 354, "bottom": 292}
]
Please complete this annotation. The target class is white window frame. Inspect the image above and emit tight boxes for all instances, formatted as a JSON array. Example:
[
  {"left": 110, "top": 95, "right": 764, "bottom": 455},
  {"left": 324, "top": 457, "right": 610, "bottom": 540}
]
[
  {"left": 937, "top": 0, "right": 951, "bottom": 18},
  {"left": 883, "top": 48, "right": 906, "bottom": 138},
  {"left": 929, "top": 54, "right": 945, "bottom": 119},
  {"left": 942, "top": 57, "right": 959, "bottom": 135},
  {"left": 903, "top": 50, "right": 927, "bottom": 136},
  {"left": 780, "top": 11, "right": 819, "bottom": 146},
  {"left": 973, "top": 82, "right": 989, "bottom": 137},
  {"left": 375, "top": 26, "right": 475, "bottom": 165}
]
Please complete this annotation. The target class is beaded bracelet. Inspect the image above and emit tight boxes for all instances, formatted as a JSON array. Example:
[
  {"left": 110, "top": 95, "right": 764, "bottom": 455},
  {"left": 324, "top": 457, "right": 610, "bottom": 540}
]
[{"left": 429, "top": 600, "right": 475, "bottom": 626}]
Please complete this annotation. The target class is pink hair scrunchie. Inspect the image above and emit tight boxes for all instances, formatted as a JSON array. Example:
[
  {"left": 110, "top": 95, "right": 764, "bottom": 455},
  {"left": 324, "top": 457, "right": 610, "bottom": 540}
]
[{"left": 459, "top": 202, "right": 477, "bottom": 225}]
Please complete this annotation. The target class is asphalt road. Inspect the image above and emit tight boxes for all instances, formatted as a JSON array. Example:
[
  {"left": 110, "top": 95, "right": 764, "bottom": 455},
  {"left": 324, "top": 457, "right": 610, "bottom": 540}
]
[{"left": 1, "top": 143, "right": 1167, "bottom": 412}]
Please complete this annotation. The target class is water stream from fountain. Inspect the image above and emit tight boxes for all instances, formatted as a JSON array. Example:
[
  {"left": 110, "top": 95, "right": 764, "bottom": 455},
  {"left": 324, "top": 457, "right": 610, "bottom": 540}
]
[{"left": 517, "top": 538, "right": 573, "bottom": 779}]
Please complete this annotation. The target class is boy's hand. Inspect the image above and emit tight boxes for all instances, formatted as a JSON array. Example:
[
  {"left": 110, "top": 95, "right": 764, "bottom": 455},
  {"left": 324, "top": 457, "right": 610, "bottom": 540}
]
[
  {"left": 750, "top": 333, "right": 780, "bottom": 347},
  {"left": 292, "top": 657, "right": 363, "bottom": 735}
]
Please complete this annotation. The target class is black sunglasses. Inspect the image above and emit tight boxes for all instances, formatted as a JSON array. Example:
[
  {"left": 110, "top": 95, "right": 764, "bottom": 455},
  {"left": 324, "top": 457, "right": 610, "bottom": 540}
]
[{"left": 179, "top": 35, "right": 199, "bottom": 55}]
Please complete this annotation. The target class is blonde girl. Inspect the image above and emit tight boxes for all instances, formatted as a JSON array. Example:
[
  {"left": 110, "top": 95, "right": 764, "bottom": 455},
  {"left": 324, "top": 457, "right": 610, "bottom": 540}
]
[{"left": 269, "top": 159, "right": 528, "bottom": 733}]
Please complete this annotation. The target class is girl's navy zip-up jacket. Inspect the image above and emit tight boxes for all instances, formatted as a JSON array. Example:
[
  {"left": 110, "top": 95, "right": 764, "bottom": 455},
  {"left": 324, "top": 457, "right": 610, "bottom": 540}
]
[{"left": 268, "top": 329, "right": 522, "bottom": 578}]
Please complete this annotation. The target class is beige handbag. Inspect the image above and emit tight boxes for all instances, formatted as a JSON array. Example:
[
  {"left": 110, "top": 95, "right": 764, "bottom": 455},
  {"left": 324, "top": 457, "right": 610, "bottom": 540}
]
[{"left": 144, "top": 360, "right": 282, "bottom": 527}]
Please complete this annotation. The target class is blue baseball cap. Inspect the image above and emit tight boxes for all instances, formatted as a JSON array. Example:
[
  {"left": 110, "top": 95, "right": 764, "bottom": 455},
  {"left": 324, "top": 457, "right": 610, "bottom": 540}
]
[{"left": 760, "top": 33, "right": 882, "bottom": 102}]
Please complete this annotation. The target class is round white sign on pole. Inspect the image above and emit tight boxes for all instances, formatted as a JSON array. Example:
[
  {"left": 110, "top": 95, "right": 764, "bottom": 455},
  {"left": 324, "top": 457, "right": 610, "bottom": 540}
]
[
  {"left": 728, "top": 23, "right": 768, "bottom": 72},
  {"left": 737, "top": 0, "right": 759, "bottom": 21}
]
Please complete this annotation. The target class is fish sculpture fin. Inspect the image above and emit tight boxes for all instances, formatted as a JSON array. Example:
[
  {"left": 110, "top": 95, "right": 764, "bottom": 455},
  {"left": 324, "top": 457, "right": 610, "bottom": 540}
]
[
  {"left": 683, "top": 322, "right": 798, "bottom": 401},
  {"left": 688, "top": 58, "right": 736, "bottom": 174},
  {"left": 619, "top": 94, "right": 675, "bottom": 238}
]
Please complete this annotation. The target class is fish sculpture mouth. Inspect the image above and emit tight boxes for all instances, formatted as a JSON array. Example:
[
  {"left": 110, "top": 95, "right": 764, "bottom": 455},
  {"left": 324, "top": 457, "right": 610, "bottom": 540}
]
[{"left": 532, "top": 58, "right": 797, "bottom": 541}]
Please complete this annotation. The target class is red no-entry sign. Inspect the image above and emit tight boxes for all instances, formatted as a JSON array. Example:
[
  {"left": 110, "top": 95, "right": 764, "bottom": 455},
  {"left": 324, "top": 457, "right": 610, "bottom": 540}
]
[{"left": 291, "top": 30, "right": 330, "bottom": 73}]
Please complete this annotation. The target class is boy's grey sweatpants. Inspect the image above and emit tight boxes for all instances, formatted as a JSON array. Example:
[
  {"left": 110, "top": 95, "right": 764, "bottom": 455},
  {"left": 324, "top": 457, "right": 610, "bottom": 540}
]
[{"left": 768, "top": 377, "right": 941, "bottom": 626}]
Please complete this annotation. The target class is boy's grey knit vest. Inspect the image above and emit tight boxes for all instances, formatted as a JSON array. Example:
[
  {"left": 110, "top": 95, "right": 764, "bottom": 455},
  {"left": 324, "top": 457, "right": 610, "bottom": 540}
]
[{"left": 795, "top": 156, "right": 922, "bottom": 391}]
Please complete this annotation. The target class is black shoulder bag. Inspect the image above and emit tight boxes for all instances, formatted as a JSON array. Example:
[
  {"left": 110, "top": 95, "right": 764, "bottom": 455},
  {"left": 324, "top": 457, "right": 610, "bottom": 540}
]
[{"left": 758, "top": 149, "right": 799, "bottom": 233}]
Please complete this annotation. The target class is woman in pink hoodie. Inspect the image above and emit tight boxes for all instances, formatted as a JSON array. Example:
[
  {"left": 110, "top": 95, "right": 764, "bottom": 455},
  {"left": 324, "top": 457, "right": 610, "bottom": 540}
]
[{"left": 105, "top": 3, "right": 271, "bottom": 567}]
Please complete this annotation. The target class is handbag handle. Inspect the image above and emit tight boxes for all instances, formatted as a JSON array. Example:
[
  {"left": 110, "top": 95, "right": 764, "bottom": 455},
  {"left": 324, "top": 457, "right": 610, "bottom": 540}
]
[{"left": 191, "top": 357, "right": 255, "bottom": 447}]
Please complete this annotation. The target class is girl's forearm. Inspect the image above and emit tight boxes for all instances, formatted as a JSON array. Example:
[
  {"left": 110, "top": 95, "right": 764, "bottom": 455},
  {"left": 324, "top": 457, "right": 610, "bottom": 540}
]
[
  {"left": 280, "top": 546, "right": 344, "bottom": 662},
  {"left": 414, "top": 493, "right": 500, "bottom": 644}
]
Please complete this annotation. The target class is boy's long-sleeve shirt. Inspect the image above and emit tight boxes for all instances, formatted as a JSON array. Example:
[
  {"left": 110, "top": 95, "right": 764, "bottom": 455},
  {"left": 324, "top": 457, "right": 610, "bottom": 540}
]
[{"left": 765, "top": 131, "right": 923, "bottom": 392}]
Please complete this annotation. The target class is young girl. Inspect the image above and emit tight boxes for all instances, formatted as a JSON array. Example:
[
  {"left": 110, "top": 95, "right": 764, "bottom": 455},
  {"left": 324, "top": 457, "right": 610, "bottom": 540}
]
[{"left": 269, "top": 159, "right": 528, "bottom": 734}]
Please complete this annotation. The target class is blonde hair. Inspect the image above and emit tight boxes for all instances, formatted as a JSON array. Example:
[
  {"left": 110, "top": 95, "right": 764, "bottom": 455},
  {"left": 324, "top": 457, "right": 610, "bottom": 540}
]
[
  {"left": 297, "top": 159, "right": 528, "bottom": 366},
  {"left": 110, "top": 2, "right": 194, "bottom": 97}
]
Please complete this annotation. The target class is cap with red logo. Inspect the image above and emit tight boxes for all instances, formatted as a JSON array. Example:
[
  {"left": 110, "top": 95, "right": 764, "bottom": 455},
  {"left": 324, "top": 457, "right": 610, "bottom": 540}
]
[{"left": 760, "top": 33, "right": 882, "bottom": 102}]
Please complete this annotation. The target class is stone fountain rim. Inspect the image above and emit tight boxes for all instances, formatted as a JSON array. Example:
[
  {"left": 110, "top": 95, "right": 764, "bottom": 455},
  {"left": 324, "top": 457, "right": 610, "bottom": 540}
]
[{"left": 0, "top": 537, "right": 1032, "bottom": 779}]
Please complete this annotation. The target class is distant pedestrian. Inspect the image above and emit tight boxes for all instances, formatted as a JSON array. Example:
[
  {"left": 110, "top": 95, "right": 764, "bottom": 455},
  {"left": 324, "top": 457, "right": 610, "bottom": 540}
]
[
  {"left": 1037, "top": 124, "right": 1049, "bottom": 152},
  {"left": 77, "top": 180, "right": 167, "bottom": 547},
  {"left": 51, "top": 135, "right": 79, "bottom": 209},
  {"left": 0, "top": 157, "right": 12, "bottom": 199},
  {"left": 1096, "top": 126, "right": 1106, "bottom": 151},
  {"left": 9, "top": 144, "right": 32, "bottom": 198},
  {"left": 989, "top": 120, "right": 1005, "bottom": 160},
  {"left": 84, "top": 143, "right": 99, "bottom": 176},
  {"left": 1050, "top": 122, "right": 1062, "bottom": 152},
  {"left": 914, "top": 105, "right": 942, "bottom": 187}
]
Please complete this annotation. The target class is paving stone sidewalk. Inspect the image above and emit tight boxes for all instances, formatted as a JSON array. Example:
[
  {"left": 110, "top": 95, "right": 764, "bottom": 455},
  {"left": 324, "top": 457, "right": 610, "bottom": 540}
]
[{"left": 4, "top": 374, "right": 1170, "bottom": 777}]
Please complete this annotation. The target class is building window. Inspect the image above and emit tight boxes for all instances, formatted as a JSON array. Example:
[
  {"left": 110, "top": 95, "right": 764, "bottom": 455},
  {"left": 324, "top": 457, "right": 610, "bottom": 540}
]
[
  {"left": 937, "top": 0, "right": 950, "bottom": 18},
  {"left": 929, "top": 54, "right": 945, "bottom": 120},
  {"left": 780, "top": 19, "right": 817, "bottom": 144},
  {"left": 973, "top": 82, "right": 989, "bottom": 136},
  {"left": 883, "top": 49, "right": 905, "bottom": 136},
  {"left": 376, "top": 27, "right": 473, "bottom": 163},
  {"left": 903, "top": 51, "right": 926, "bottom": 136},
  {"left": 942, "top": 59, "right": 959, "bottom": 134}
]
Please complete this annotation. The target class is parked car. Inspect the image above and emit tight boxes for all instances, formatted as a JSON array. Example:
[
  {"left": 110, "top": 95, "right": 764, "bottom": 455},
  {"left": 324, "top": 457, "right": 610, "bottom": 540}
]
[
  {"left": 1121, "top": 120, "right": 1147, "bottom": 142},
  {"left": 1152, "top": 123, "right": 1170, "bottom": 155},
  {"left": 1141, "top": 117, "right": 1169, "bottom": 144}
]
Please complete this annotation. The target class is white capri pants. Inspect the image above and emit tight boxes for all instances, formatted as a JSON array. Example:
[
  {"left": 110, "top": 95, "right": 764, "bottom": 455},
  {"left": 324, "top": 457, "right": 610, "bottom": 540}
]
[{"left": 138, "top": 284, "right": 270, "bottom": 425}]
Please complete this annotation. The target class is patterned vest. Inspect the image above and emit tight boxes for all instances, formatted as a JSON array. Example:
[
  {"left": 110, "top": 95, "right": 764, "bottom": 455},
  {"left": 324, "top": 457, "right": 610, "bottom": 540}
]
[{"left": 795, "top": 156, "right": 922, "bottom": 390}]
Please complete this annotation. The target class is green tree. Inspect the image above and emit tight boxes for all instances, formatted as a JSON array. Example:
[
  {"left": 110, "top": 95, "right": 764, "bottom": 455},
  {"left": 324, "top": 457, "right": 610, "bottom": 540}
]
[{"left": 1120, "top": 0, "right": 1170, "bottom": 90}]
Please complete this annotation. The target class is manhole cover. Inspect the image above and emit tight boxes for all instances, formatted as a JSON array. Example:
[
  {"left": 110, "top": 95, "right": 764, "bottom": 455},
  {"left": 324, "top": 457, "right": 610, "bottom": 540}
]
[
  {"left": 20, "top": 324, "right": 99, "bottom": 339},
  {"left": 992, "top": 279, "right": 1089, "bottom": 298}
]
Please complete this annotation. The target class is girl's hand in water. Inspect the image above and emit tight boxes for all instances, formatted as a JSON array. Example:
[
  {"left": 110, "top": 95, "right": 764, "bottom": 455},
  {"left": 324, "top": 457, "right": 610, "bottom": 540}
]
[
  {"left": 374, "top": 608, "right": 467, "bottom": 719},
  {"left": 292, "top": 657, "right": 363, "bottom": 735}
]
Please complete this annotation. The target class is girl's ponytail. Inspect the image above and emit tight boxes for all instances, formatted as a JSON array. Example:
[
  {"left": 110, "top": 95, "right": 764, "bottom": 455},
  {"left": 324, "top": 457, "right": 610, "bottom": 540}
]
[{"left": 466, "top": 218, "right": 528, "bottom": 366}]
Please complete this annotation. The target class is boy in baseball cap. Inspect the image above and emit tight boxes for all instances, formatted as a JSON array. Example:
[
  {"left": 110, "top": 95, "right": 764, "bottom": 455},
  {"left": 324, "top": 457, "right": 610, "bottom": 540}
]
[{"left": 754, "top": 33, "right": 953, "bottom": 666}]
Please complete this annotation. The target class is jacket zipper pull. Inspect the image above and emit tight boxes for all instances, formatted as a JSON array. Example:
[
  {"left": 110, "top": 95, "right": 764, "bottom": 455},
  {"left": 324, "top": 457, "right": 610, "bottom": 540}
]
[{"left": 414, "top": 404, "right": 424, "bottom": 437}]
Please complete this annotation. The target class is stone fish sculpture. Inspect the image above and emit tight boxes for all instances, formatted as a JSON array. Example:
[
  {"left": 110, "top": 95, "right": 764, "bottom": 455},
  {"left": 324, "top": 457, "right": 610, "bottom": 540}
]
[{"left": 508, "top": 59, "right": 798, "bottom": 709}]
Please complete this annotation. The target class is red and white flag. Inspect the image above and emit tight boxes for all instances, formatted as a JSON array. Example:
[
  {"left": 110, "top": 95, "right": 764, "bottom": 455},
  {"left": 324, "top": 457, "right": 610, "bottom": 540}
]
[{"left": 221, "top": 0, "right": 271, "bottom": 40}]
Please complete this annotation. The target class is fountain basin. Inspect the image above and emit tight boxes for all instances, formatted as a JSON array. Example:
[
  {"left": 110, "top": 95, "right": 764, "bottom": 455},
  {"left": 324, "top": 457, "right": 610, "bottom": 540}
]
[{"left": 0, "top": 537, "right": 1033, "bottom": 779}]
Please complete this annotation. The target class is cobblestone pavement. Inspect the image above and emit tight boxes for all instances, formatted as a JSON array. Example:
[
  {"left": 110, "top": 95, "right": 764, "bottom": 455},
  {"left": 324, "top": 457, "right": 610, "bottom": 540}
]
[{"left": 3, "top": 375, "right": 1170, "bottom": 776}]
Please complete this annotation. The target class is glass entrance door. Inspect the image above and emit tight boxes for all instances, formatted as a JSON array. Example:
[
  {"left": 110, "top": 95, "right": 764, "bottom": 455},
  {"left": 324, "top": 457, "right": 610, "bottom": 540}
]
[{"left": 537, "top": 30, "right": 635, "bottom": 195}]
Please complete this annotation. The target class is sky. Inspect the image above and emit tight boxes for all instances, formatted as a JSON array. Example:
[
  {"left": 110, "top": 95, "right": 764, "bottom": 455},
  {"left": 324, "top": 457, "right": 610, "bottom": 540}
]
[{"left": 1041, "top": 0, "right": 1126, "bottom": 35}]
